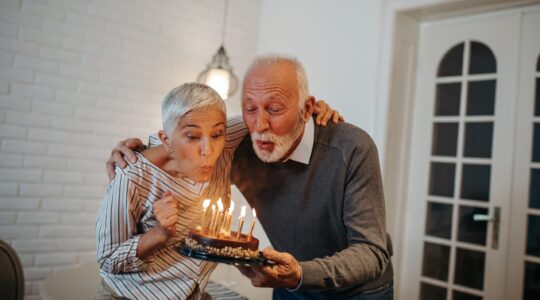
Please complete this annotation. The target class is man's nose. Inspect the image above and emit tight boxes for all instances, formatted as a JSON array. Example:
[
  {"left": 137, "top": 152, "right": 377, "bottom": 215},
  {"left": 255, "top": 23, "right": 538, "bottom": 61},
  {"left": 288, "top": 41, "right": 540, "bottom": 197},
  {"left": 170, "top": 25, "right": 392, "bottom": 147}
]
[{"left": 254, "top": 111, "right": 270, "bottom": 133}]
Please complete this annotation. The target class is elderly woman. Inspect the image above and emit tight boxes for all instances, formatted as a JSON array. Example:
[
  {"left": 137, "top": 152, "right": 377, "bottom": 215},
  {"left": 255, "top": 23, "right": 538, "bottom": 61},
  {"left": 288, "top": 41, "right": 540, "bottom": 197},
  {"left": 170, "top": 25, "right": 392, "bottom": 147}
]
[
  {"left": 96, "top": 83, "right": 339, "bottom": 300},
  {"left": 96, "top": 83, "right": 242, "bottom": 300}
]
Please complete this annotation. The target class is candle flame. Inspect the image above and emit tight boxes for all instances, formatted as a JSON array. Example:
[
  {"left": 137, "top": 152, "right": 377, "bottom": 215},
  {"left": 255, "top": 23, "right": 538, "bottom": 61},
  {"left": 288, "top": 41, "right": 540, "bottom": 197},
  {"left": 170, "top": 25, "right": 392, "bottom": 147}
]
[
  {"left": 217, "top": 198, "right": 223, "bottom": 211},
  {"left": 202, "top": 199, "right": 210, "bottom": 209},
  {"left": 240, "top": 205, "right": 246, "bottom": 218},
  {"left": 252, "top": 208, "right": 256, "bottom": 218},
  {"left": 228, "top": 201, "right": 235, "bottom": 214}
]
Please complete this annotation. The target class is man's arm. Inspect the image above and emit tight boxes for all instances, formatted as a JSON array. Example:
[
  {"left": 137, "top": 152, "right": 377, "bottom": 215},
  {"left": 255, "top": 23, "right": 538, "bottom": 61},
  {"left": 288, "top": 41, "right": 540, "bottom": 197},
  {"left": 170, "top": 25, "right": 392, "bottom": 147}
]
[
  {"left": 106, "top": 100, "right": 344, "bottom": 181},
  {"left": 238, "top": 133, "right": 390, "bottom": 292}
]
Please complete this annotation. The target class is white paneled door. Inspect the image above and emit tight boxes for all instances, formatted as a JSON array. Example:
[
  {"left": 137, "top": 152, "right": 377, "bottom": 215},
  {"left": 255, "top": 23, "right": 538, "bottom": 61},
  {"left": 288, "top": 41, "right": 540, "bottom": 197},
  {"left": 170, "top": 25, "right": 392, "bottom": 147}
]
[{"left": 400, "top": 7, "right": 540, "bottom": 300}]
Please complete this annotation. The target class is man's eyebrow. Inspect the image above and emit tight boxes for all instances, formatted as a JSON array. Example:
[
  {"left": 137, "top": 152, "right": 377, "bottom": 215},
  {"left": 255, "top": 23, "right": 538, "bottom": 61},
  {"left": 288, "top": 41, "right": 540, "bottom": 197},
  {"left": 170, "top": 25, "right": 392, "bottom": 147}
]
[{"left": 213, "top": 122, "right": 225, "bottom": 127}]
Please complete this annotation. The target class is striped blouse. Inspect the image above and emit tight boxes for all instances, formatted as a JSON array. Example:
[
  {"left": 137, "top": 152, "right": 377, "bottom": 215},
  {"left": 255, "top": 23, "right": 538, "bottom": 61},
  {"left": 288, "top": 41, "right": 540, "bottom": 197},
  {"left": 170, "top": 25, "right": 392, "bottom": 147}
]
[{"left": 96, "top": 116, "right": 247, "bottom": 300}]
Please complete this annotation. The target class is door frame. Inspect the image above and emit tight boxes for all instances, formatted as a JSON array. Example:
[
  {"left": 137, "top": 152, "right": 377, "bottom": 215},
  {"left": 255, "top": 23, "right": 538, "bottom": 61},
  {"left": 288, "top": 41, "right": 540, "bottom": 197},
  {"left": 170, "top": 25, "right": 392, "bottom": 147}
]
[{"left": 377, "top": 0, "right": 540, "bottom": 299}]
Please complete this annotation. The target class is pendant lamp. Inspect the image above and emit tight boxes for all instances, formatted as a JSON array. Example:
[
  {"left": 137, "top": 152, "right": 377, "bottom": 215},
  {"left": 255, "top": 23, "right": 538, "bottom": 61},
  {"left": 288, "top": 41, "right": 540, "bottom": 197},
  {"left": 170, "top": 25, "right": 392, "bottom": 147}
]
[{"left": 197, "top": 0, "right": 238, "bottom": 100}]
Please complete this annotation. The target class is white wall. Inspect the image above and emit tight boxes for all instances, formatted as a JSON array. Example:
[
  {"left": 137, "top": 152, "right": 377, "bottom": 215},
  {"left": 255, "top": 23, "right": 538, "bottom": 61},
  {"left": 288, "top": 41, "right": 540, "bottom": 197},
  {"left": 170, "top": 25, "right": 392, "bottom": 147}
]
[
  {"left": 0, "top": 0, "right": 259, "bottom": 298},
  {"left": 257, "top": 0, "right": 385, "bottom": 138}
]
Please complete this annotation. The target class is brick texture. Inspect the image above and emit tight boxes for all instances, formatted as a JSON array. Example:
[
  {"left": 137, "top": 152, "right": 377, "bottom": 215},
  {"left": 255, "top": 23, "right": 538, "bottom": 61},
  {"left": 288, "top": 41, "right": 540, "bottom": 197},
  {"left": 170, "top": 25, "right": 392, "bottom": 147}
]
[{"left": 0, "top": 0, "right": 260, "bottom": 298}]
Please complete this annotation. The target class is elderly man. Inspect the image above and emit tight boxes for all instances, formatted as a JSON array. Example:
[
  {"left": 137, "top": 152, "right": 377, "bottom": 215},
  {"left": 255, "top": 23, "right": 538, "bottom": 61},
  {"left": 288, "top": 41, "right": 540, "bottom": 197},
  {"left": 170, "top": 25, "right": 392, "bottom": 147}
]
[{"left": 108, "top": 55, "right": 393, "bottom": 299}]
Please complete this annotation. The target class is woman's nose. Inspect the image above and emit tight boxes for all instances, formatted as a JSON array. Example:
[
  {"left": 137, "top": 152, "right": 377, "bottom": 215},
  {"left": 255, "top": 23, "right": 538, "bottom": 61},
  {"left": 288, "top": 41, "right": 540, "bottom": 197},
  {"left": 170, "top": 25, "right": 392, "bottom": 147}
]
[{"left": 200, "top": 138, "right": 214, "bottom": 157}]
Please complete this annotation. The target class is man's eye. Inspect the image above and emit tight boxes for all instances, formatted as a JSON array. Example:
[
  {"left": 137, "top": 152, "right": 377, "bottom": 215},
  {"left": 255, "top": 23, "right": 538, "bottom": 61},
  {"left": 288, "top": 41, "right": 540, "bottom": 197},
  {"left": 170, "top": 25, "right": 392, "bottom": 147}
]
[
  {"left": 268, "top": 107, "right": 283, "bottom": 113},
  {"left": 186, "top": 134, "right": 200, "bottom": 140},
  {"left": 244, "top": 107, "right": 257, "bottom": 113}
]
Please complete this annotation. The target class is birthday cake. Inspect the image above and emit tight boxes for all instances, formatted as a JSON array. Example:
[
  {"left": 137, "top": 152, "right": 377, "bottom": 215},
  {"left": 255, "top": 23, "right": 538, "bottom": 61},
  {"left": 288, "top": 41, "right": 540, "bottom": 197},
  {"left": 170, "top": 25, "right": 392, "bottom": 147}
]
[
  {"left": 183, "top": 199, "right": 260, "bottom": 259},
  {"left": 184, "top": 229, "right": 259, "bottom": 259}
]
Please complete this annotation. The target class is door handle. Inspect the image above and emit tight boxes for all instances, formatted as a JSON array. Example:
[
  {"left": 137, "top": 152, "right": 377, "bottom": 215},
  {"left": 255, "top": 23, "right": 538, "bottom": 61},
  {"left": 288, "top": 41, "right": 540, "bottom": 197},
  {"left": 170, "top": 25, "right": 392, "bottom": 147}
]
[{"left": 473, "top": 207, "right": 500, "bottom": 249}]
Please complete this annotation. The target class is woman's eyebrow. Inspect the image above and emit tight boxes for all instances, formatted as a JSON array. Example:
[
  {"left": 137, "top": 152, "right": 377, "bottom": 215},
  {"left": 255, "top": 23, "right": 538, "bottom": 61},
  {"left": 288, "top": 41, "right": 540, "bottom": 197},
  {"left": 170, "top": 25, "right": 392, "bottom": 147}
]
[
  {"left": 182, "top": 124, "right": 200, "bottom": 129},
  {"left": 213, "top": 122, "right": 225, "bottom": 127}
]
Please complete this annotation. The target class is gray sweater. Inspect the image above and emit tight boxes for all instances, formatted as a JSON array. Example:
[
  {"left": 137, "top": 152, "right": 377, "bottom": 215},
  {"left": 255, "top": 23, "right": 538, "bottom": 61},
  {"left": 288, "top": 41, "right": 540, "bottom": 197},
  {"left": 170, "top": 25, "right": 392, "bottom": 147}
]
[{"left": 231, "top": 120, "right": 393, "bottom": 298}]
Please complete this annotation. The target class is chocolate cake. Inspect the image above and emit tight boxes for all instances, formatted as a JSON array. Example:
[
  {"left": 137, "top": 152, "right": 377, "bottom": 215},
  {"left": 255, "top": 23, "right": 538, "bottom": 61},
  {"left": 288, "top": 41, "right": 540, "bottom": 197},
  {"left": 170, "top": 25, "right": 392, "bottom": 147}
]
[{"left": 184, "top": 229, "right": 259, "bottom": 259}]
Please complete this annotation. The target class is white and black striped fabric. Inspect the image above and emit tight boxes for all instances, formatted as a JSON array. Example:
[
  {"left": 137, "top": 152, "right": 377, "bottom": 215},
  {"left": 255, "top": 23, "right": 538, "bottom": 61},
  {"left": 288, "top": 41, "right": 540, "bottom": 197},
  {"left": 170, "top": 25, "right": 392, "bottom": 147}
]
[
  {"left": 205, "top": 282, "right": 248, "bottom": 300},
  {"left": 96, "top": 117, "right": 247, "bottom": 300}
]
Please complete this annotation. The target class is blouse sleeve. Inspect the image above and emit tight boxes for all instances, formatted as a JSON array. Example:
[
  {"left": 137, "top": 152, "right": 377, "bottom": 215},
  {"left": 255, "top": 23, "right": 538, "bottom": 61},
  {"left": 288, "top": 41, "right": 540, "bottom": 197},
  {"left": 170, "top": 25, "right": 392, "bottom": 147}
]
[
  {"left": 224, "top": 116, "right": 248, "bottom": 153},
  {"left": 95, "top": 167, "right": 148, "bottom": 273}
]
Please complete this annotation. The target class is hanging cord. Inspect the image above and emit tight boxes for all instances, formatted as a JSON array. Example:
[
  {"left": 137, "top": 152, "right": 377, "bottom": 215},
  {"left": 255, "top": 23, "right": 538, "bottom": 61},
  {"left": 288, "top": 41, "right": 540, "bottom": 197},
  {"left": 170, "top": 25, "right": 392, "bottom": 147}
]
[{"left": 220, "top": 0, "right": 229, "bottom": 45}]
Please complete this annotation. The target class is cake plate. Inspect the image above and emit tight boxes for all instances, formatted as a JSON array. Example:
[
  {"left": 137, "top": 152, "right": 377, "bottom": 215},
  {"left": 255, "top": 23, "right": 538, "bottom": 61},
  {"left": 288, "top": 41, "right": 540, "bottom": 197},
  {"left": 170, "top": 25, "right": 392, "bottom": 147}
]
[{"left": 177, "top": 242, "right": 275, "bottom": 267}]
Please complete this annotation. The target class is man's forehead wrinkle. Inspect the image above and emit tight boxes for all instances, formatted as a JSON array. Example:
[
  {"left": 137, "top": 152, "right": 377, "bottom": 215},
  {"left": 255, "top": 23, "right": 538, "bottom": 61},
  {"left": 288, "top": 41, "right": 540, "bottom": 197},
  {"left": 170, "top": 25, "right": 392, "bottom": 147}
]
[{"left": 245, "top": 83, "right": 291, "bottom": 100}]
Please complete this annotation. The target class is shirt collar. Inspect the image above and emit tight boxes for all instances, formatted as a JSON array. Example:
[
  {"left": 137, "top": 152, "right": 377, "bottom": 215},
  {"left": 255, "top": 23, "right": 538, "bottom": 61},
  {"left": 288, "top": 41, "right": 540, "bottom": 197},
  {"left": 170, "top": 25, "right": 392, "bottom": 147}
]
[{"left": 283, "top": 117, "right": 314, "bottom": 165}]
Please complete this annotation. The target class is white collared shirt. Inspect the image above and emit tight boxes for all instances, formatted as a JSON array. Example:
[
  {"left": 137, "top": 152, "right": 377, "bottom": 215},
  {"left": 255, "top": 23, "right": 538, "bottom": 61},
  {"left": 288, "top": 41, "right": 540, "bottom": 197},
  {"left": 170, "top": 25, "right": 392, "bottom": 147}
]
[{"left": 282, "top": 117, "right": 314, "bottom": 165}]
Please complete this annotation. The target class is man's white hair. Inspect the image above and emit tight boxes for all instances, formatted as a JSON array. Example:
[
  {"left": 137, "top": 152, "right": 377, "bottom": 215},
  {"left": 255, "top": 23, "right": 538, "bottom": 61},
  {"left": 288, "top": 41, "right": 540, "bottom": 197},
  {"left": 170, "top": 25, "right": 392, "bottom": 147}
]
[
  {"left": 246, "top": 54, "right": 309, "bottom": 107},
  {"left": 161, "top": 82, "right": 225, "bottom": 136}
]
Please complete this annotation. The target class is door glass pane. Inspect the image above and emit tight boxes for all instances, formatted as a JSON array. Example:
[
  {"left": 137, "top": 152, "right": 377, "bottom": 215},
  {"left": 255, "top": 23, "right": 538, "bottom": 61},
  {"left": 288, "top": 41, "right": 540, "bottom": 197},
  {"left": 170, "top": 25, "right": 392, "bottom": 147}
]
[
  {"left": 530, "top": 169, "right": 540, "bottom": 209},
  {"left": 430, "top": 162, "right": 456, "bottom": 197},
  {"left": 461, "top": 164, "right": 491, "bottom": 201},
  {"left": 422, "top": 242, "right": 450, "bottom": 281},
  {"left": 534, "top": 78, "right": 540, "bottom": 116},
  {"left": 458, "top": 205, "right": 488, "bottom": 245},
  {"left": 464, "top": 122, "right": 493, "bottom": 158},
  {"left": 533, "top": 123, "right": 540, "bottom": 162},
  {"left": 421, "top": 282, "right": 447, "bottom": 300},
  {"left": 426, "top": 202, "right": 453, "bottom": 239},
  {"left": 468, "top": 41, "right": 497, "bottom": 75},
  {"left": 454, "top": 248, "right": 485, "bottom": 290},
  {"left": 453, "top": 290, "right": 482, "bottom": 300},
  {"left": 466, "top": 80, "right": 496, "bottom": 116},
  {"left": 524, "top": 262, "right": 540, "bottom": 300},
  {"left": 433, "top": 123, "right": 459, "bottom": 156},
  {"left": 526, "top": 215, "right": 540, "bottom": 257},
  {"left": 438, "top": 43, "right": 465, "bottom": 77},
  {"left": 436, "top": 83, "right": 462, "bottom": 116}
]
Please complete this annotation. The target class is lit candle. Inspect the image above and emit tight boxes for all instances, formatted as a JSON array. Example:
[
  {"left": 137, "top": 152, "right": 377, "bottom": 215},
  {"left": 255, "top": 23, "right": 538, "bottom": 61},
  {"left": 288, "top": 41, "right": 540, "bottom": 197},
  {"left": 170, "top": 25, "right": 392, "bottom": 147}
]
[
  {"left": 215, "top": 198, "right": 224, "bottom": 236},
  {"left": 236, "top": 206, "right": 246, "bottom": 240},
  {"left": 247, "top": 208, "right": 257, "bottom": 241},
  {"left": 200, "top": 199, "right": 210, "bottom": 231},
  {"left": 226, "top": 201, "right": 235, "bottom": 233},
  {"left": 208, "top": 204, "right": 216, "bottom": 236}
]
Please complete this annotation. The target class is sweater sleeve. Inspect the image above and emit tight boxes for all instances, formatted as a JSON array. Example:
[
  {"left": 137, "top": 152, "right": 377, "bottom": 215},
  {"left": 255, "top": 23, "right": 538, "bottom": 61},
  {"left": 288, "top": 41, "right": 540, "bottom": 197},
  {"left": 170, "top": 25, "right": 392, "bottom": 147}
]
[
  {"left": 96, "top": 167, "right": 149, "bottom": 273},
  {"left": 298, "top": 135, "right": 390, "bottom": 291}
]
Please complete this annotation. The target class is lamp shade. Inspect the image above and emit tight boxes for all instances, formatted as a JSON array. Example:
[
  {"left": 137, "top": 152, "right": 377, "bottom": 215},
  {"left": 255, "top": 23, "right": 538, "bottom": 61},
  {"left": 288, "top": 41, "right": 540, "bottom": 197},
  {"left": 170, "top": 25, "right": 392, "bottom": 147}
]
[{"left": 197, "top": 46, "right": 238, "bottom": 99}]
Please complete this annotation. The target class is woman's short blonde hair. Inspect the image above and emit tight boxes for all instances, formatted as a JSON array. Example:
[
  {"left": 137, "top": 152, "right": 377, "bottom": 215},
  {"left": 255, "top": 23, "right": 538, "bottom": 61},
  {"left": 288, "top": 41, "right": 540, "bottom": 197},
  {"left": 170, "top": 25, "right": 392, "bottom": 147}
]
[{"left": 161, "top": 82, "right": 225, "bottom": 136}]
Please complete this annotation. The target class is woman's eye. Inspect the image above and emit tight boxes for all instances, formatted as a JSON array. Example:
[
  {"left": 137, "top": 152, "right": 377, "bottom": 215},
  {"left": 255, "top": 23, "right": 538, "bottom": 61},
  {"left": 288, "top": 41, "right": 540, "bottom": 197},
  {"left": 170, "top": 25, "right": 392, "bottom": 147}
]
[
  {"left": 212, "top": 133, "right": 224, "bottom": 139},
  {"left": 186, "top": 134, "right": 200, "bottom": 140}
]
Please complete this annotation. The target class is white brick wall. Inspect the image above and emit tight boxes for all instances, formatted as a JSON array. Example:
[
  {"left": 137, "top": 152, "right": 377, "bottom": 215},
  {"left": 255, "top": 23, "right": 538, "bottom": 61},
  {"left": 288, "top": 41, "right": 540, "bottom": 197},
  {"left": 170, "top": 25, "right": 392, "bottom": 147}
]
[{"left": 0, "top": 0, "right": 260, "bottom": 298}]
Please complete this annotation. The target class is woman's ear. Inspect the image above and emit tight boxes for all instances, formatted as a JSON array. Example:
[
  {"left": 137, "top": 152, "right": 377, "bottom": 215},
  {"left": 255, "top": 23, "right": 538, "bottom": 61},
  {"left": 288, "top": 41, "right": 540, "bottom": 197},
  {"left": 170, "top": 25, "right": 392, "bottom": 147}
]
[{"left": 158, "top": 130, "right": 171, "bottom": 151}]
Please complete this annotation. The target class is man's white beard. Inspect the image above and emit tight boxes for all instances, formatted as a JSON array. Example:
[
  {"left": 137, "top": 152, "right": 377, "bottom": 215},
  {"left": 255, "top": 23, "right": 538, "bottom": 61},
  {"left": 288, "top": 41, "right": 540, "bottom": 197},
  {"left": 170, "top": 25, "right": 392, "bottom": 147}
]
[{"left": 251, "top": 116, "right": 305, "bottom": 163}]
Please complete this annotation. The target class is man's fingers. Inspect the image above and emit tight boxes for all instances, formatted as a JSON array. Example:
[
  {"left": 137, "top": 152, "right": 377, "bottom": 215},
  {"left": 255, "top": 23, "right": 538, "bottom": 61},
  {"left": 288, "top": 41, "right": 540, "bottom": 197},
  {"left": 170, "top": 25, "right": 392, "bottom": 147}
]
[
  {"left": 262, "top": 248, "right": 292, "bottom": 265},
  {"left": 111, "top": 151, "right": 128, "bottom": 168},
  {"left": 106, "top": 160, "right": 116, "bottom": 182},
  {"left": 125, "top": 138, "right": 145, "bottom": 152},
  {"left": 119, "top": 144, "right": 138, "bottom": 164}
]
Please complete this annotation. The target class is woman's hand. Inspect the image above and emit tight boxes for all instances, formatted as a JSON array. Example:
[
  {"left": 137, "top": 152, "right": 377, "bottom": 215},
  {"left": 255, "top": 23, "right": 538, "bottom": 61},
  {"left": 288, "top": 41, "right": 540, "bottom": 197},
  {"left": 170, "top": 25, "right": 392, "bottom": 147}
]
[
  {"left": 153, "top": 191, "right": 179, "bottom": 240},
  {"left": 314, "top": 99, "right": 344, "bottom": 126}
]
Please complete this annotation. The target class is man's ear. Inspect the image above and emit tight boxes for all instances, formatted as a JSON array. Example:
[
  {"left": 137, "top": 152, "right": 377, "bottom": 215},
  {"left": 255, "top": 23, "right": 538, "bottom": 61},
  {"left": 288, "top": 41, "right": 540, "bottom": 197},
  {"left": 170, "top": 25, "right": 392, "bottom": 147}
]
[
  {"left": 303, "top": 96, "right": 316, "bottom": 121},
  {"left": 158, "top": 130, "right": 171, "bottom": 150}
]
